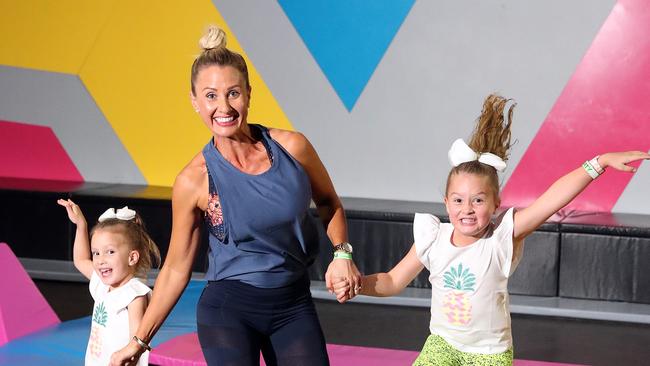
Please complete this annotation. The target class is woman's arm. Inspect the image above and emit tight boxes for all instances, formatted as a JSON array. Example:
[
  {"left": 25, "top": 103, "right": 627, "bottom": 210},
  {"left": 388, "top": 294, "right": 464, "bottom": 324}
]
[
  {"left": 513, "top": 151, "right": 650, "bottom": 243},
  {"left": 110, "top": 167, "right": 204, "bottom": 365},
  {"left": 57, "top": 199, "right": 93, "bottom": 280},
  {"left": 334, "top": 244, "right": 424, "bottom": 300},
  {"left": 270, "top": 129, "right": 362, "bottom": 299}
]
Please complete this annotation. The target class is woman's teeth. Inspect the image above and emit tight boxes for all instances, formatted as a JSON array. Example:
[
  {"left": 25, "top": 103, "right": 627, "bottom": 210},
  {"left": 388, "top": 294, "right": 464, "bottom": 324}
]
[{"left": 214, "top": 116, "right": 234, "bottom": 123}]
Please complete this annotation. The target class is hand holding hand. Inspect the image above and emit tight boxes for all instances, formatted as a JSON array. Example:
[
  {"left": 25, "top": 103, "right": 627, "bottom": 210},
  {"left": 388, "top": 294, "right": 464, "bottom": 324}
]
[
  {"left": 57, "top": 198, "right": 87, "bottom": 227},
  {"left": 110, "top": 340, "right": 145, "bottom": 366},
  {"left": 325, "top": 258, "right": 362, "bottom": 303},
  {"left": 332, "top": 277, "right": 353, "bottom": 303},
  {"left": 599, "top": 151, "right": 650, "bottom": 172}
]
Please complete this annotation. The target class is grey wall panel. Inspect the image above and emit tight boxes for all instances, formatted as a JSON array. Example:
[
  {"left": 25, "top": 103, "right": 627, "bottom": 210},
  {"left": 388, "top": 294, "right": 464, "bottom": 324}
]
[
  {"left": 0, "top": 66, "right": 146, "bottom": 185},
  {"left": 613, "top": 160, "right": 650, "bottom": 214},
  {"left": 216, "top": 0, "right": 614, "bottom": 203}
]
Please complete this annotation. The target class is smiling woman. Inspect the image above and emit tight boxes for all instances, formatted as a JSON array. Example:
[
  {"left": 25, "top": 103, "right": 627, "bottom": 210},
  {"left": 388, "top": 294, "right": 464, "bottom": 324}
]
[{"left": 110, "top": 25, "right": 362, "bottom": 366}]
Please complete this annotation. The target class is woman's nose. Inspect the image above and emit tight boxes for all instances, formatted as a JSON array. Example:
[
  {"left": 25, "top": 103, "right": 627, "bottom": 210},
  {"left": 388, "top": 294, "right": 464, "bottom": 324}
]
[{"left": 216, "top": 98, "right": 232, "bottom": 113}]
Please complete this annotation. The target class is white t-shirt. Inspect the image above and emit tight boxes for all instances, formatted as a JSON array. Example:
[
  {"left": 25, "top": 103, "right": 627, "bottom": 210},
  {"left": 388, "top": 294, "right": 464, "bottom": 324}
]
[
  {"left": 85, "top": 272, "right": 151, "bottom": 366},
  {"left": 414, "top": 208, "right": 522, "bottom": 354}
]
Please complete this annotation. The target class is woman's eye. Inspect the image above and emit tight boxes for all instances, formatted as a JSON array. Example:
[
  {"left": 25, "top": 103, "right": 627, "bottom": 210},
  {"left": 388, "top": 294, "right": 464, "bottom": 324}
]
[
  {"left": 228, "top": 90, "right": 240, "bottom": 98},
  {"left": 206, "top": 92, "right": 216, "bottom": 99}
]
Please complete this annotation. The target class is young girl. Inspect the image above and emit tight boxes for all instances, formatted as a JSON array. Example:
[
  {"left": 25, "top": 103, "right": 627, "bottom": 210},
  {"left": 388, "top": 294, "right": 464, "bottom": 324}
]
[
  {"left": 333, "top": 94, "right": 650, "bottom": 365},
  {"left": 57, "top": 199, "right": 160, "bottom": 366}
]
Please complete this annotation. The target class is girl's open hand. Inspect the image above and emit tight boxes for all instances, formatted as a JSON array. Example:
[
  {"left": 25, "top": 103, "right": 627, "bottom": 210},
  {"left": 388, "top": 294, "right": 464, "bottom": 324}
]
[
  {"left": 600, "top": 151, "right": 650, "bottom": 172},
  {"left": 57, "top": 198, "right": 87, "bottom": 227}
]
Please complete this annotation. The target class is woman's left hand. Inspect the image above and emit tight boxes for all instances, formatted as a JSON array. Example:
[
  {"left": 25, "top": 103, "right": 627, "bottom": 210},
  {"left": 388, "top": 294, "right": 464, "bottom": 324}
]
[{"left": 325, "top": 259, "right": 362, "bottom": 303}]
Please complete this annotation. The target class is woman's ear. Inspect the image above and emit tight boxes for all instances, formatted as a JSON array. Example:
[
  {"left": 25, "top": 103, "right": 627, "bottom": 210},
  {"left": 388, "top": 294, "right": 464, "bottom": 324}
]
[
  {"left": 129, "top": 250, "right": 140, "bottom": 266},
  {"left": 190, "top": 91, "right": 199, "bottom": 112}
]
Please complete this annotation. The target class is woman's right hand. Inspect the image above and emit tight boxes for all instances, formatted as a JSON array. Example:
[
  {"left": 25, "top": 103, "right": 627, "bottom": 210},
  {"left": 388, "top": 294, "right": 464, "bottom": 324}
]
[
  {"left": 110, "top": 340, "right": 145, "bottom": 366},
  {"left": 57, "top": 198, "right": 87, "bottom": 227}
]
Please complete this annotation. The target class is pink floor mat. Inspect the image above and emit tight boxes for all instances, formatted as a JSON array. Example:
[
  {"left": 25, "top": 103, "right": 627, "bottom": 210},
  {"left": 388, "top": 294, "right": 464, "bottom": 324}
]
[{"left": 150, "top": 332, "right": 586, "bottom": 366}]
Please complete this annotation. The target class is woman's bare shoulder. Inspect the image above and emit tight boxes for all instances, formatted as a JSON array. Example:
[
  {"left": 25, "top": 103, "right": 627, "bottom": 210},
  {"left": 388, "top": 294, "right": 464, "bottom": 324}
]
[
  {"left": 268, "top": 128, "right": 309, "bottom": 157},
  {"left": 173, "top": 152, "right": 207, "bottom": 203}
]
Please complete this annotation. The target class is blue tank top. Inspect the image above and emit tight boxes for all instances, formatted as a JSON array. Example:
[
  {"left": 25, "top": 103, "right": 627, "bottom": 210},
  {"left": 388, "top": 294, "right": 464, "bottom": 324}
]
[{"left": 202, "top": 124, "right": 319, "bottom": 288}]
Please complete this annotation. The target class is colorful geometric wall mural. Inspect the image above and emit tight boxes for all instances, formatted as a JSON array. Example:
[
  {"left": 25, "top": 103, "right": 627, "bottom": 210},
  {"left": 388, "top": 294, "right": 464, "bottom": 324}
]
[{"left": 2, "top": 0, "right": 649, "bottom": 214}]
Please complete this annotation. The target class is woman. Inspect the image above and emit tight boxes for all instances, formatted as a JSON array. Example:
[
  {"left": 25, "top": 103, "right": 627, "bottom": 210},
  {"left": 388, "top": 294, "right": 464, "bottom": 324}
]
[{"left": 111, "top": 25, "right": 361, "bottom": 366}]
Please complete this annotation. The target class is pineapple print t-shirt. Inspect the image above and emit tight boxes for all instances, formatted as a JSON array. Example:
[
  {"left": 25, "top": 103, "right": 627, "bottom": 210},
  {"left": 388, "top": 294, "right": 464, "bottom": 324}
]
[
  {"left": 414, "top": 208, "right": 521, "bottom": 354},
  {"left": 85, "top": 272, "right": 151, "bottom": 366}
]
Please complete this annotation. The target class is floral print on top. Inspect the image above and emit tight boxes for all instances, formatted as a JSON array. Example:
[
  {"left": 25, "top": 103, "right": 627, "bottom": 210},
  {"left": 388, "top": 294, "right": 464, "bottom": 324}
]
[{"left": 205, "top": 170, "right": 226, "bottom": 241}]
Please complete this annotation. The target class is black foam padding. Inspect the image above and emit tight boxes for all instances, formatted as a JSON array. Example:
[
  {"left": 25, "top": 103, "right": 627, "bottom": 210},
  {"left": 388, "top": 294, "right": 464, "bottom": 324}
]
[
  {"left": 0, "top": 190, "right": 70, "bottom": 260},
  {"left": 508, "top": 231, "right": 560, "bottom": 296},
  {"left": 559, "top": 232, "right": 650, "bottom": 303}
]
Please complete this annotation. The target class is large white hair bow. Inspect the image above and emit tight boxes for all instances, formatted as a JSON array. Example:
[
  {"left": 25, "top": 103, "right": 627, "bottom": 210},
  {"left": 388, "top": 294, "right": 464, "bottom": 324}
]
[
  {"left": 98, "top": 206, "right": 136, "bottom": 222},
  {"left": 447, "top": 138, "right": 507, "bottom": 172}
]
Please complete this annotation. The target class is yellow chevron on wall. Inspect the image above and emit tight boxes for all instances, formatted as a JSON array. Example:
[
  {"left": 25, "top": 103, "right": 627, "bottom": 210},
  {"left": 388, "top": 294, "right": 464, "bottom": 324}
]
[
  {"left": 0, "top": 1, "right": 116, "bottom": 74},
  {"left": 1, "top": 0, "right": 294, "bottom": 187}
]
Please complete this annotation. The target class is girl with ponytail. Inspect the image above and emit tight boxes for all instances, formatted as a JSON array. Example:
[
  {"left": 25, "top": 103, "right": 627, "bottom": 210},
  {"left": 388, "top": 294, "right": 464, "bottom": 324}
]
[{"left": 334, "top": 94, "right": 649, "bottom": 365}]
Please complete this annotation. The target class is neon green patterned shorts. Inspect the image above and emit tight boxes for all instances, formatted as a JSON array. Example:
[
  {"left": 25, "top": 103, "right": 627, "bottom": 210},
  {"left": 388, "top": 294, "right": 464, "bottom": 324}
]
[{"left": 412, "top": 334, "right": 513, "bottom": 366}]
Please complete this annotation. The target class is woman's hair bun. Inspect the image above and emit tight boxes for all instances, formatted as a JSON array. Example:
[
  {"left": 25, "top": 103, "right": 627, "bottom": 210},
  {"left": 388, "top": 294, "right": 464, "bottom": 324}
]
[{"left": 199, "top": 25, "right": 226, "bottom": 50}]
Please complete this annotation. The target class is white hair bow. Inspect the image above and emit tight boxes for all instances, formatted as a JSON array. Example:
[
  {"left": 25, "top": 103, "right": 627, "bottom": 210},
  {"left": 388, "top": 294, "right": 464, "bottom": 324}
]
[
  {"left": 447, "top": 138, "right": 507, "bottom": 172},
  {"left": 98, "top": 206, "right": 136, "bottom": 222}
]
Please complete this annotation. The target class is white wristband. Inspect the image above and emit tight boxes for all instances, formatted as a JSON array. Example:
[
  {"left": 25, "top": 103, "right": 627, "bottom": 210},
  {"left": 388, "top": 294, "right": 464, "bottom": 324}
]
[
  {"left": 589, "top": 155, "right": 604, "bottom": 174},
  {"left": 582, "top": 161, "right": 600, "bottom": 179}
]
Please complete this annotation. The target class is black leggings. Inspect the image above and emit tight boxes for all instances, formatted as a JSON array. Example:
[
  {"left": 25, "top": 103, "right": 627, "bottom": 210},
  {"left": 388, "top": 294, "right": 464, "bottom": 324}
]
[{"left": 196, "top": 276, "right": 329, "bottom": 366}]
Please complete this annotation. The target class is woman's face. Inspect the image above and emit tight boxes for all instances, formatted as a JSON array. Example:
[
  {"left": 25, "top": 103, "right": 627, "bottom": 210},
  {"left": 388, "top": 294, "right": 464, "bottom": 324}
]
[
  {"left": 445, "top": 172, "right": 499, "bottom": 246},
  {"left": 191, "top": 65, "right": 251, "bottom": 138}
]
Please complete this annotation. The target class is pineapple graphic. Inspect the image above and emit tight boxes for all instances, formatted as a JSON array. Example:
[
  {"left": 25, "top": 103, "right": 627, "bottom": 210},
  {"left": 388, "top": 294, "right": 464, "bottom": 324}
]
[
  {"left": 89, "top": 302, "right": 108, "bottom": 358},
  {"left": 442, "top": 263, "right": 476, "bottom": 325}
]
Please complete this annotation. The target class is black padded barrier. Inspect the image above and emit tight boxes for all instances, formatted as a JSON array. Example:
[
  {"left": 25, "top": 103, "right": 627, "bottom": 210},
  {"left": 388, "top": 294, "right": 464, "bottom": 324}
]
[
  {"left": 3, "top": 188, "right": 649, "bottom": 304},
  {"left": 558, "top": 211, "right": 650, "bottom": 304}
]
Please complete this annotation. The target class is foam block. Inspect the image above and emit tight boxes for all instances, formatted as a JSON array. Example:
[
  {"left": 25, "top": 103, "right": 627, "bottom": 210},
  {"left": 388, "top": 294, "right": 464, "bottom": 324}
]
[{"left": 0, "top": 243, "right": 60, "bottom": 345}]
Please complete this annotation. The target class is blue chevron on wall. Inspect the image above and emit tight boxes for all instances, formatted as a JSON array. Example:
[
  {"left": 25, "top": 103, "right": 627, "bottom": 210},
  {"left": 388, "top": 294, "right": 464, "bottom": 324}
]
[{"left": 279, "top": 0, "right": 415, "bottom": 111}]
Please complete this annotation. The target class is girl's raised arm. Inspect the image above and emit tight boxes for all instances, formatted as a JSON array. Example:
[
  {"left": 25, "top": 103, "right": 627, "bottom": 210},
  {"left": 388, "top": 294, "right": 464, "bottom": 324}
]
[
  {"left": 513, "top": 151, "right": 650, "bottom": 242},
  {"left": 57, "top": 199, "right": 94, "bottom": 280}
]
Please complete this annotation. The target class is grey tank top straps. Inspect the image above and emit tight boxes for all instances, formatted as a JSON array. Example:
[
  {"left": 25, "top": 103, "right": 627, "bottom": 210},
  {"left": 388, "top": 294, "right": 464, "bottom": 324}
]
[{"left": 201, "top": 124, "right": 319, "bottom": 288}]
